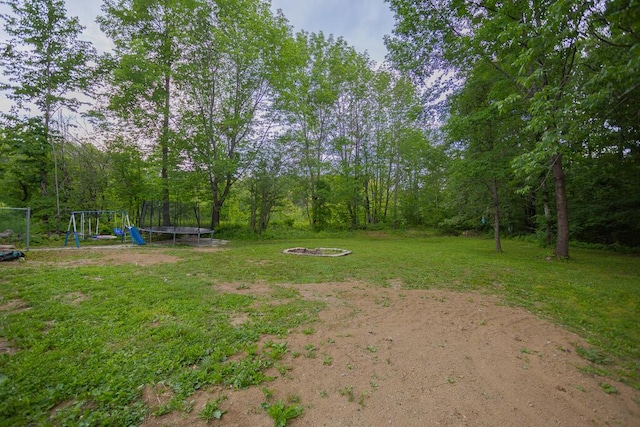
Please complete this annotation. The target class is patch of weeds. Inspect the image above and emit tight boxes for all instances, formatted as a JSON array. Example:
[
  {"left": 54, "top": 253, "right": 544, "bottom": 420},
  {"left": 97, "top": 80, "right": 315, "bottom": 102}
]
[
  {"left": 197, "top": 395, "right": 228, "bottom": 422},
  {"left": 319, "top": 390, "right": 328, "bottom": 398},
  {"left": 579, "top": 364, "right": 610, "bottom": 377},
  {"left": 323, "top": 354, "right": 333, "bottom": 366},
  {"left": 218, "top": 356, "right": 275, "bottom": 388},
  {"left": 520, "top": 354, "right": 530, "bottom": 369},
  {"left": 261, "top": 387, "right": 274, "bottom": 401},
  {"left": 520, "top": 348, "right": 540, "bottom": 355},
  {"left": 346, "top": 363, "right": 354, "bottom": 370},
  {"left": 263, "top": 341, "right": 288, "bottom": 360},
  {"left": 274, "top": 363, "right": 291, "bottom": 376},
  {"left": 370, "top": 381, "right": 378, "bottom": 390},
  {"left": 446, "top": 377, "right": 456, "bottom": 385},
  {"left": 261, "top": 399, "right": 304, "bottom": 427},
  {"left": 576, "top": 346, "right": 613, "bottom": 365},
  {"left": 327, "top": 338, "right": 335, "bottom": 344},
  {"left": 375, "top": 297, "right": 390, "bottom": 307},
  {"left": 339, "top": 386, "right": 355, "bottom": 402},
  {"left": 291, "top": 350, "right": 301, "bottom": 358},
  {"left": 236, "top": 284, "right": 251, "bottom": 290},
  {"left": 573, "top": 384, "right": 586, "bottom": 392},
  {"left": 245, "top": 343, "right": 259, "bottom": 356},
  {"left": 302, "top": 327, "right": 315, "bottom": 335},
  {"left": 599, "top": 383, "right": 618, "bottom": 394},
  {"left": 270, "top": 286, "right": 299, "bottom": 300},
  {"left": 304, "top": 344, "right": 317, "bottom": 359},
  {"left": 367, "top": 345, "right": 377, "bottom": 353},
  {"left": 287, "top": 394, "right": 301, "bottom": 404},
  {"left": 358, "top": 390, "right": 369, "bottom": 407}
]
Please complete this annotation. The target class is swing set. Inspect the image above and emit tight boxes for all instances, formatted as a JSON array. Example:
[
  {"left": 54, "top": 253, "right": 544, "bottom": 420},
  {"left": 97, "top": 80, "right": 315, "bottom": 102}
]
[{"left": 64, "top": 210, "right": 145, "bottom": 248}]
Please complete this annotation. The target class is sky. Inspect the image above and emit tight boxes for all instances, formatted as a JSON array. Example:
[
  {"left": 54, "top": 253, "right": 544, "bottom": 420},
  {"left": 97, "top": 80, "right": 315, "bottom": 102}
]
[{"left": 269, "top": 0, "right": 396, "bottom": 64}]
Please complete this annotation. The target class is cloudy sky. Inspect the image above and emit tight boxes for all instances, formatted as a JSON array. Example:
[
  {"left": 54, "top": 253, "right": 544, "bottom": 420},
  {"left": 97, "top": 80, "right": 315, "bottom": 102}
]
[
  {"left": 270, "top": 0, "right": 395, "bottom": 64},
  {"left": 60, "top": 0, "right": 396, "bottom": 64}
]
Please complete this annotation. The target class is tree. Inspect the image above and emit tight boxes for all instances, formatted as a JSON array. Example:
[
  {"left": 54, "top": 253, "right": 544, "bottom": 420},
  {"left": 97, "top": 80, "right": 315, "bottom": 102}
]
[
  {"left": 275, "top": 32, "right": 364, "bottom": 229},
  {"left": 177, "top": 0, "right": 289, "bottom": 228},
  {"left": 0, "top": 118, "right": 50, "bottom": 207},
  {"left": 386, "top": 0, "right": 599, "bottom": 258},
  {"left": 99, "top": 0, "right": 197, "bottom": 226},
  {"left": 246, "top": 139, "right": 290, "bottom": 234},
  {"left": 330, "top": 47, "right": 374, "bottom": 228},
  {"left": 1, "top": 0, "right": 96, "bottom": 229},
  {"left": 446, "top": 61, "right": 526, "bottom": 251}
]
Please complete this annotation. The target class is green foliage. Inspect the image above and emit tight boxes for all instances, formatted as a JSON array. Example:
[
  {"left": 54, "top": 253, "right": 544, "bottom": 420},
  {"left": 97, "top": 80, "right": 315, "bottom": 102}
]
[
  {"left": 0, "top": 118, "right": 50, "bottom": 208},
  {"left": 386, "top": 0, "right": 640, "bottom": 255},
  {"left": 261, "top": 399, "right": 304, "bottom": 427},
  {"left": 0, "top": 0, "right": 96, "bottom": 114},
  {"left": 197, "top": 395, "right": 228, "bottom": 422}
]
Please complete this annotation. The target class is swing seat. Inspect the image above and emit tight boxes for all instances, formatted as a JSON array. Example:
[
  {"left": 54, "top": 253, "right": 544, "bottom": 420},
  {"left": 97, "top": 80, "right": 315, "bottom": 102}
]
[{"left": 113, "top": 228, "right": 124, "bottom": 237}]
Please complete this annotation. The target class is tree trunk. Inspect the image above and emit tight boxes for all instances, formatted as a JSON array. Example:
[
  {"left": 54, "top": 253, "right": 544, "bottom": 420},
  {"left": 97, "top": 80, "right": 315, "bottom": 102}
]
[
  {"left": 161, "top": 72, "right": 171, "bottom": 227},
  {"left": 552, "top": 153, "right": 570, "bottom": 259},
  {"left": 491, "top": 179, "right": 502, "bottom": 253},
  {"left": 211, "top": 201, "right": 221, "bottom": 229}
]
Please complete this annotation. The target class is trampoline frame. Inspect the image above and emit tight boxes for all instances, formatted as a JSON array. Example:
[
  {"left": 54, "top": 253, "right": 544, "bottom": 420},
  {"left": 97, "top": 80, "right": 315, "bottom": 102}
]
[{"left": 138, "top": 226, "right": 214, "bottom": 246}]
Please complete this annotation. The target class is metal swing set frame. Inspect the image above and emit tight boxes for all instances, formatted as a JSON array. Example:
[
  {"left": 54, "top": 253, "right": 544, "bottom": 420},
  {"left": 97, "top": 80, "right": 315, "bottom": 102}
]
[{"left": 64, "top": 210, "right": 132, "bottom": 248}]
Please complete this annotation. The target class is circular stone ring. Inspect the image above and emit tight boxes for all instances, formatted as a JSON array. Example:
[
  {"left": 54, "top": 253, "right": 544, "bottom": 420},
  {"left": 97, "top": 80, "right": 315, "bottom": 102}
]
[{"left": 282, "top": 247, "right": 352, "bottom": 257}]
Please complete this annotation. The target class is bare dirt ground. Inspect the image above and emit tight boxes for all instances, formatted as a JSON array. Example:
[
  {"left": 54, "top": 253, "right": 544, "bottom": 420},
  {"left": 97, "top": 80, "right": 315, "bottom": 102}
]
[
  {"left": 145, "top": 281, "right": 639, "bottom": 427},
  {"left": 5, "top": 249, "right": 639, "bottom": 426}
]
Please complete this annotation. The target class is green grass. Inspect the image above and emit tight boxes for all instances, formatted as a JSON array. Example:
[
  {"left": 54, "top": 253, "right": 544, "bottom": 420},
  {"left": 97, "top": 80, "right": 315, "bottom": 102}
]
[{"left": 1, "top": 234, "right": 639, "bottom": 425}]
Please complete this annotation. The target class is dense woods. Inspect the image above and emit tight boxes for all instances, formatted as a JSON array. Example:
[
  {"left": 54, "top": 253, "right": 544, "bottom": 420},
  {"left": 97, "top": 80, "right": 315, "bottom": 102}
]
[{"left": 1, "top": 0, "right": 638, "bottom": 256}]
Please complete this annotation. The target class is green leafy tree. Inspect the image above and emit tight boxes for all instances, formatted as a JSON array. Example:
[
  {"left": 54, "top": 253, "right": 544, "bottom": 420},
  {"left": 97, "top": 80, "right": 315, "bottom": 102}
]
[
  {"left": 446, "top": 62, "right": 527, "bottom": 251},
  {"left": 0, "top": 118, "right": 50, "bottom": 208},
  {"left": 386, "top": 0, "right": 601, "bottom": 258},
  {"left": 1, "top": 0, "right": 96, "bottom": 229},
  {"left": 177, "top": 0, "right": 289, "bottom": 228},
  {"left": 274, "top": 31, "right": 347, "bottom": 229},
  {"left": 99, "top": 0, "right": 197, "bottom": 226}
]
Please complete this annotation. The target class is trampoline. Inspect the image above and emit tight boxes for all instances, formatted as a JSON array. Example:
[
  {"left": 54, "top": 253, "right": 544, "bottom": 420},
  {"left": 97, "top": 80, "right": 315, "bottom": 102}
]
[
  {"left": 139, "top": 201, "right": 214, "bottom": 246},
  {"left": 138, "top": 226, "right": 214, "bottom": 246}
]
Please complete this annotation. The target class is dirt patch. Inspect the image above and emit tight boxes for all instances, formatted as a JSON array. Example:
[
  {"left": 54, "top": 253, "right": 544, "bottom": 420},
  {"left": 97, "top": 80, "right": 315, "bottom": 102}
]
[
  {"left": 142, "top": 383, "right": 175, "bottom": 414},
  {"left": 26, "top": 248, "right": 182, "bottom": 267},
  {"left": 142, "top": 283, "right": 640, "bottom": 426},
  {"left": 0, "top": 336, "right": 17, "bottom": 355},
  {"left": 100, "top": 252, "right": 181, "bottom": 266},
  {"left": 54, "top": 292, "right": 89, "bottom": 305},
  {"left": 214, "top": 282, "right": 273, "bottom": 296},
  {"left": 0, "top": 298, "right": 30, "bottom": 313}
]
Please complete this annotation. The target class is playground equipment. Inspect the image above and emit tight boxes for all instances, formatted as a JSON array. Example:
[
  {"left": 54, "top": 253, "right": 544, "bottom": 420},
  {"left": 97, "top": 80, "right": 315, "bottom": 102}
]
[
  {"left": 138, "top": 201, "right": 214, "bottom": 245},
  {"left": 64, "top": 210, "right": 146, "bottom": 248}
]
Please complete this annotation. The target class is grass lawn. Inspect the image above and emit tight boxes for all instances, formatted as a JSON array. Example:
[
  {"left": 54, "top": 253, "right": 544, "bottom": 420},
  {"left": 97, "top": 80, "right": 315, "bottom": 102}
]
[{"left": 1, "top": 233, "right": 638, "bottom": 425}]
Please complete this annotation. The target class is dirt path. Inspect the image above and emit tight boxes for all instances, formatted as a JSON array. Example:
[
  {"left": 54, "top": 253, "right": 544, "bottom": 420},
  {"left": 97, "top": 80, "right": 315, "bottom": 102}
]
[{"left": 144, "top": 282, "right": 640, "bottom": 427}]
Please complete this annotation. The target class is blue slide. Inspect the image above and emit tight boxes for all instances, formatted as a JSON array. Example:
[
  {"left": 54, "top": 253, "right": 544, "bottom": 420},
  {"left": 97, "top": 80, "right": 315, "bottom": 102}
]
[{"left": 129, "top": 226, "right": 146, "bottom": 245}]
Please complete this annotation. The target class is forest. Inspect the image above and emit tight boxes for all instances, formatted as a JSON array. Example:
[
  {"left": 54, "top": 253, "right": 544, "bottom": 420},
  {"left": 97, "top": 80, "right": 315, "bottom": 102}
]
[{"left": 1, "top": 0, "right": 638, "bottom": 258}]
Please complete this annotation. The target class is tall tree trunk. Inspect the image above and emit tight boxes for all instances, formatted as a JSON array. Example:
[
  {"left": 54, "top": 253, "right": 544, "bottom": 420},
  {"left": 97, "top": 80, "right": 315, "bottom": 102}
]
[
  {"left": 490, "top": 179, "right": 502, "bottom": 253},
  {"left": 161, "top": 72, "right": 171, "bottom": 227},
  {"left": 552, "top": 153, "right": 570, "bottom": 259}
]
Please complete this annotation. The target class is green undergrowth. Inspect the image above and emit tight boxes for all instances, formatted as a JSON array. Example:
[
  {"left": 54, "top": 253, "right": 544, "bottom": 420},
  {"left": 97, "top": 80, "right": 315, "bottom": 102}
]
[{"left": 1, "top": 235, "right": 638, "bottom": 424}]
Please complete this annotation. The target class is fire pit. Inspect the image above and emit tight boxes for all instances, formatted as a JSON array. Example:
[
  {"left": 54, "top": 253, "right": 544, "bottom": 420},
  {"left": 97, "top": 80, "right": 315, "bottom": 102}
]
[{"left": 282, "top": 247, "right": 351, "bottom": 257}]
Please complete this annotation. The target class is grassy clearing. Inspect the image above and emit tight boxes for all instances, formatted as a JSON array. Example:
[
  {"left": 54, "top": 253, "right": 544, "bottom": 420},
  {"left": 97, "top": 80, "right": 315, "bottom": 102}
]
[{"left": 1, "top": 234, "right": 638, "bottom": 425}]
